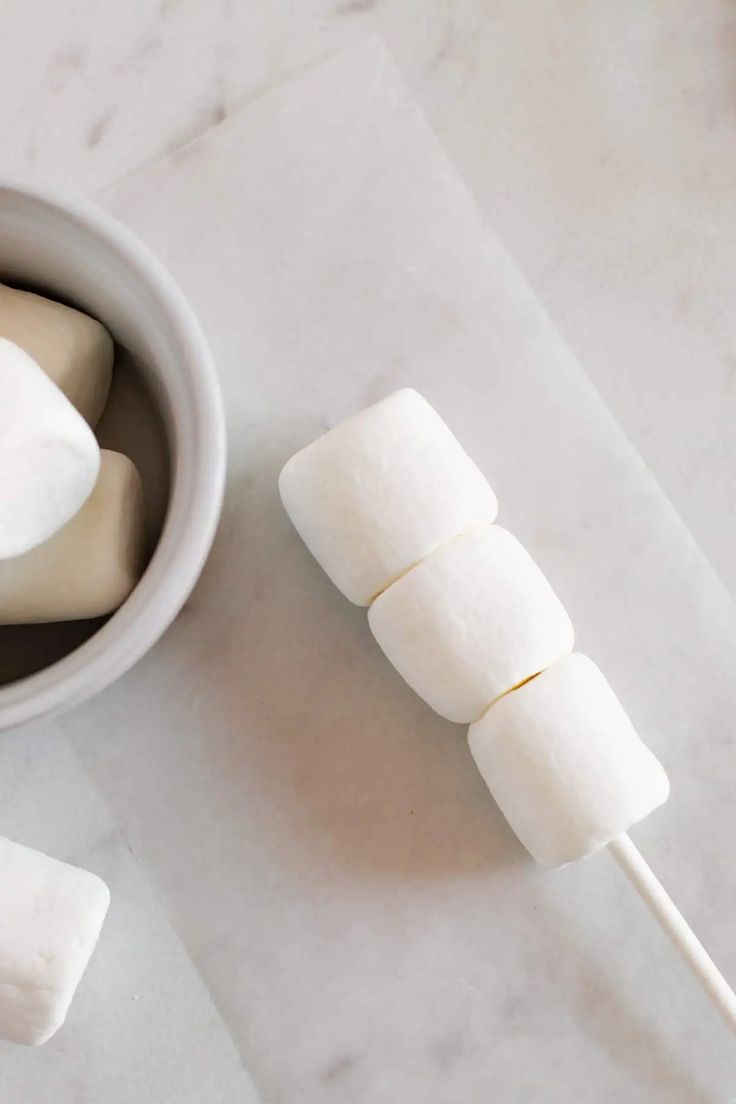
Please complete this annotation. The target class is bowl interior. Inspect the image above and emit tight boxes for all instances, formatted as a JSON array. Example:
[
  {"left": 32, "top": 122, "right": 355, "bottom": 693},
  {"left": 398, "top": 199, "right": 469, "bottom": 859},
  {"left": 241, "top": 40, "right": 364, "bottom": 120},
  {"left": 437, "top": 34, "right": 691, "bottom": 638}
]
[
  {"left": 0, "top": 337, "right": 170, "bottom": 684},
  {"left": 0, "top": 184, "right": 224, "bottom": 728}
]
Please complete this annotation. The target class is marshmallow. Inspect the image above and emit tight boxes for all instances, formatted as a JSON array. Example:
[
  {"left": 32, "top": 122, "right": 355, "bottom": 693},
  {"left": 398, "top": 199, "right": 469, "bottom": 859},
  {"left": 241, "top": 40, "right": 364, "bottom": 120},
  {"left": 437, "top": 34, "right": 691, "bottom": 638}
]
[
  {"left": 468, "top": 653, "right": 670, "bottom": 867},
  {"left": 0, "top": 837, "right": 110, "bottom": 1045},
  {"left": 0, "top": 450, "right": 145, "bottom": 623},
  {"left": 0, "top": 339, "right": 100, "bottom": 560},
  {"left": 0, "top": 284, "right": 113, "bottom": 425},
  {"left": 279, "top": 389, "right": 498, "bottom": 605},
  {"left": 368, "top": 525, "right": 574, "bottom": 722}
]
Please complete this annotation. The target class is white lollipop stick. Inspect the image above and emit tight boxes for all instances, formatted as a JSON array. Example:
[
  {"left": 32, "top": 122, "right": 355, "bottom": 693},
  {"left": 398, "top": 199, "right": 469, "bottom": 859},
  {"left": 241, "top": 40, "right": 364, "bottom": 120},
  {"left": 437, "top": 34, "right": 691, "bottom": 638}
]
[{"left": 609, "top": 834, "right": 736, "bottom": 1035}]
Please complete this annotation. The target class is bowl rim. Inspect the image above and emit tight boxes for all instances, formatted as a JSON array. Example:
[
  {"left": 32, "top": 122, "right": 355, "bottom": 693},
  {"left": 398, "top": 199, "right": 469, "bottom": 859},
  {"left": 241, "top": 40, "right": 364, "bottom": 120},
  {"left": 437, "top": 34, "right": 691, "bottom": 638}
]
[{"left": 0, "top": 178, "right": 226, "bottom": 730}]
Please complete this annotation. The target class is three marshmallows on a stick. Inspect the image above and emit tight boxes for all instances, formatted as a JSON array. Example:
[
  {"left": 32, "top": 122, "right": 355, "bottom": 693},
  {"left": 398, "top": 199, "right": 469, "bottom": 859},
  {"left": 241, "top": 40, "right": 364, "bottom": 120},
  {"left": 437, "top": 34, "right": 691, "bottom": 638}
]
[
  {"left": 282, "top": 390, "right": 736, "bottom": 1035},
  {"left": 280, "top": 388, "right": 669, "bottom": 869}
]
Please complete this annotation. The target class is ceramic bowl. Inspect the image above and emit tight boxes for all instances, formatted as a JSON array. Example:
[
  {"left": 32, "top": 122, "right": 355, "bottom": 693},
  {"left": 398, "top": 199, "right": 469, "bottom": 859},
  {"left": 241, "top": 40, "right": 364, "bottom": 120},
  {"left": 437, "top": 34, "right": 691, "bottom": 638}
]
[{"left": 0, "top": 180, "right": 225, "bottom": 730}]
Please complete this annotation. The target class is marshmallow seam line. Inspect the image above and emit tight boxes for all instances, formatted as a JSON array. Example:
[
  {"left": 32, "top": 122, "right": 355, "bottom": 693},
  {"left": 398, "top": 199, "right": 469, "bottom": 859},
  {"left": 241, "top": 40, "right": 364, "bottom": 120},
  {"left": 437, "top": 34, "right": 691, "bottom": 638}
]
[
  {"left": 365, "top": 513, "right": 570, "bottom": 724},
  {"left": 364, "top": 517, "right": 498, "bottom": 607}
]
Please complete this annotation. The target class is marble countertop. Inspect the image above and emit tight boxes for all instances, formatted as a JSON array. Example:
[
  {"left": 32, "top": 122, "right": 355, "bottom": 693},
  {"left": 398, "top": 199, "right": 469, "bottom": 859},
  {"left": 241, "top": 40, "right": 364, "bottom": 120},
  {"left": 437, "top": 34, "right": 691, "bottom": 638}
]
[{"left": 2, "top": 6, "right": 736, "bottom": 1102}]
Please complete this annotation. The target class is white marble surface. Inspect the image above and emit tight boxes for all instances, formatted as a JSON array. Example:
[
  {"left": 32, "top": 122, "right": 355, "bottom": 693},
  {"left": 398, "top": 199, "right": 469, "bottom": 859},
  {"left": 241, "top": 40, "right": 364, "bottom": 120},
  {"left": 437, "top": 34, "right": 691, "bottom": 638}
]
[{"left": 1, "top": 6, "right": 735, "bottom": 1102}]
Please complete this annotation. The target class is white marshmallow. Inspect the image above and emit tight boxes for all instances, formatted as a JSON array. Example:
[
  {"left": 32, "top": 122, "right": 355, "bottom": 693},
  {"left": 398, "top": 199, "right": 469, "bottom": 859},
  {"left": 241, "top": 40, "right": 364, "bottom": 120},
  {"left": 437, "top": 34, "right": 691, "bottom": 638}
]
[
  {"left": 0, "top": 837, "right": 110, "bottom": 1045},
  {"left": 0, "top": 284, "right": 113, "bottom": 425},
  {"left": 279, "top": 389, "right": 499, "bottom": 605},
  {"left": 368, "top": 525, "right": 574, "bottom": 722},
  {"left": 0, "top": 450, "right": 145, "bottom": 623},
  {"left": 468, "top": 653, "right": 670, "bottom": 867},
  {"left": 0, "top": 339, "right": 100, "bottom": 561}
]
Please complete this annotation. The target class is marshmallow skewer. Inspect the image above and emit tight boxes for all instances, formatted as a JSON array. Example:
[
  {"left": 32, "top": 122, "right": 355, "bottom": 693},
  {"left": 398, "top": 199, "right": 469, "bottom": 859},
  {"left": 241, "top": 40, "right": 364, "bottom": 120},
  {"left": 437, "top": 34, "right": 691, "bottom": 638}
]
[
  {"left": 609, "top": 835, "right": 736, "bottom": 1034},
  {"left": 281, "top": 388, "right": 736, "bottom": 1039}
]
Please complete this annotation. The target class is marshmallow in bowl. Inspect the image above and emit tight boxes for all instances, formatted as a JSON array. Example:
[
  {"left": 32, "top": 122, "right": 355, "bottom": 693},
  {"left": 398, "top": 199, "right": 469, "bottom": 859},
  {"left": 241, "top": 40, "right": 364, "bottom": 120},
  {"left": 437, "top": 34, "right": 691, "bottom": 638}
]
[
  {"left": 0, "top": 338, "right": 100, "bottom": 561},
  {"left": 368, "top": 524, "right": 574, "bottom": 722},
  {"left": 0, "top": 283, "right": 113, "bottom": 426},
  {"left": 0, "top": 450, "right": 145, "bottom": 623},
  {"left": 468, "top": 653, "right": 670, "bottom": 867},
  {"left": 279, "top": 389, "right": 498, "bottom": 605},
  {"left": 0, "top": 836, "right": 110, "bottom": 1046}
]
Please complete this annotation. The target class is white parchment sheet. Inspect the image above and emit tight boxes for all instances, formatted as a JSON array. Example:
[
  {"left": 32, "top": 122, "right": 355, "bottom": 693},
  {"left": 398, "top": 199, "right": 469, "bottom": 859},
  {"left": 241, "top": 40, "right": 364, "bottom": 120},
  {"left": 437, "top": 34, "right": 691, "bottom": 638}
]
[{"left": 3, "top": 39, "right": 734, "bottom": 1103}]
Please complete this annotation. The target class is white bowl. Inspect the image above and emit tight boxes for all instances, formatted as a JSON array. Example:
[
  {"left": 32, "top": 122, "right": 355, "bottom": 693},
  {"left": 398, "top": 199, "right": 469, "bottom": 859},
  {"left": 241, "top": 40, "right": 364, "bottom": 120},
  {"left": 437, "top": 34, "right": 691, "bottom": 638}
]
[{"left": 0, "top": 180, "right": 226, "bottom": 730}]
